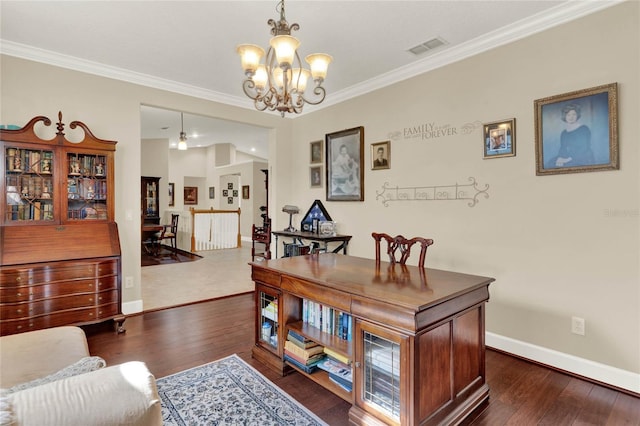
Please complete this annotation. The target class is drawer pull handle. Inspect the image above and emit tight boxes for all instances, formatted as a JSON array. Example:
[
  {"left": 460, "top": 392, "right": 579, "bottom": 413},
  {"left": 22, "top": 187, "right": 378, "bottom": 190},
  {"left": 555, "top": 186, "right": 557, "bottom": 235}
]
[
  {"left": 16, "top": 309, "right": 22, "bottom": 313},
  {"left": 98, "top": 296, "right": 103, "bottom": 301},
  {"left": 89, "top": 298, "right": 94, "bottom": 302},
  {"left": 15, "top": 276, "right": 22, "bottom": 282}
]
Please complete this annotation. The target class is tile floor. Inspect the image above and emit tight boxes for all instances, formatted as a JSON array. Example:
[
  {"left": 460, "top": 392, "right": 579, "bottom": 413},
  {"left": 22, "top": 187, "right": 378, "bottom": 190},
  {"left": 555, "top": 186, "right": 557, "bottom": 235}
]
[{"left": 141, "top": 245, "right": 254, "bottom": 312}]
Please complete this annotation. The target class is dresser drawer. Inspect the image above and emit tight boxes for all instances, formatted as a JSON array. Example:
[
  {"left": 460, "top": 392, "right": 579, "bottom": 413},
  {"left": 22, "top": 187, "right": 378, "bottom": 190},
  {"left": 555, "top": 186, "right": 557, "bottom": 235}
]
[
  {"left": 0, "top": 259, "right": 118, "bottom": 286},
  {"left": 0, "top": 302, "right": 120, "bottom": 335},
  {"left": 1, "top": 290, "right": 119, "bottom": 319},
  {"left": 0, "top": 276, "right": 118, "bottom": 303}
]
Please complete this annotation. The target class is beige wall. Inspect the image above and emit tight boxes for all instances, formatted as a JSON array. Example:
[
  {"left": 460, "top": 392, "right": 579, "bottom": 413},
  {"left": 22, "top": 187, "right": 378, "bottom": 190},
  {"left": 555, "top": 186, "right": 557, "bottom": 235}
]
[
  {"left": 1, "top": 2, "right": 637, "bottom": 390},
  {"left": 289, "top": 2, "right": 639, "bottom": 381}
]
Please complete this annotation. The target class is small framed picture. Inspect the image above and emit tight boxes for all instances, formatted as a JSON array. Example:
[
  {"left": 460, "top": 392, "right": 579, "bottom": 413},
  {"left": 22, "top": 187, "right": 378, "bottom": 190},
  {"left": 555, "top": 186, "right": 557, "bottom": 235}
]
[
  {"left": 242, "top": 185, "right": 250, "bottom": 199},
  {"left": 184, "top": 186, "right": 198, "bottom": 205},
  {"left": 535, "top": 83, "right": 618, "bottom": 175},
  {"left": 371, "top": 141, "right": 390, "bottom": 170},
  {"left": 223, "top": 189, "right": 228, "bottom": 197},
  {"left": 233, "top": 190, "right": 238, "bottom": 197},
  {"left": 310, "top": 140, "right": 323, "bottom": 164},
  {"left": 168, "top": 183, "right": 175, "bottom": 206},
  {"left": 310, "top": 165, "right": 323, "bottom": 188},
  {"left": 227, "top": 197, "right": 233, "bottom": 204},
  {"left": 227, "top": 183, "right": 233, "bottom": 190},
  {"left": 483, "top": 119, "right": 516, "bottom": 159},
  {"left": 209, "top": 186, "right": 215, "bottom": 199}
]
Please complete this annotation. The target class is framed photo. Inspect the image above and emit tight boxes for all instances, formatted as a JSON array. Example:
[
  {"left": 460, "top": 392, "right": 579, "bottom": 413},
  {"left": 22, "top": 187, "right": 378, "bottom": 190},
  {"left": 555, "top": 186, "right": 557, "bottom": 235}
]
[
  {"left": 223, "top": 189, "right": 228, "bottom": 197},
  {"left": 242, "top": 185, "right": 250, "bottom": 199},
  {"left": 371, "top": 141, "right": 390, "bottom": 170},
  {"left": 227, "top": 183, "right": 233, "bottom": 190},
  {"left": 209, "top": 186, "right": 215, "bottom": 199},
  {"left": 483, "top": 119, "right": 516, "bottom": 159},
  {"left": 168, "top": 183, "right": 175, "bottom": 206},
  {"left": 227, "top": 197, "right": 233, "bottom": 204},
  {"left": 535, "top": 83, "right": 618, "bottom": 175},
  {"left": 310, "top": 165, "right": 323, "bottom": 188},
  {"left": 184, "top": 186, "right": 198, "bottom": 205},
  {"left": 326, "top": 126, "right": 364, "bottom": 201},
  {"left": 310, "top": 140, "right": 323, "bottom": 164}
]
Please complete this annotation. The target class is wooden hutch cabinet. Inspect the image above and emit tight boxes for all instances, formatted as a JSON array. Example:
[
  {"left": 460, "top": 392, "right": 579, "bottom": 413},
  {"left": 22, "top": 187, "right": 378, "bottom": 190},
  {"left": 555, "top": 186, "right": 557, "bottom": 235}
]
[
  {"left": 251, "top": 254, "right": 494, "bottom": 425},
  {"left": 141, "top": 176, "right": 161, "bottom": 225},
  {"left": 0, "top": 112, "right": 124, "bottom": 336}
]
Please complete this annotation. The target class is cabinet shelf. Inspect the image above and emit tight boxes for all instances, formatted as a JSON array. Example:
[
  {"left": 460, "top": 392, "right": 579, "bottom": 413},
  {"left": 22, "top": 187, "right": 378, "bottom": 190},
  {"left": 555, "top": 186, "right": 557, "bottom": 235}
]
[{"left": 284, "top": 360, "right": 353, "bottom": 403}]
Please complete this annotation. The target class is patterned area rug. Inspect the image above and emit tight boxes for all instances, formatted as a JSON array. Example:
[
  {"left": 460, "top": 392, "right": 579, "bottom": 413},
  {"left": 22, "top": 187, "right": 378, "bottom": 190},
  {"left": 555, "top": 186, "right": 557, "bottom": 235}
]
[{"left": 157, "top": 354, "right": 328, "bottom": 426}]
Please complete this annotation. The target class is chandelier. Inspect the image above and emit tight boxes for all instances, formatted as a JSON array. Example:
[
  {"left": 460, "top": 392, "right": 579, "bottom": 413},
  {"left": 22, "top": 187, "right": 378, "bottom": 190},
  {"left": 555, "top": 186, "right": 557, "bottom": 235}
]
[
  {"left": 178, "top": 112, "right": 187, "bottom": 151},
  {"left": 236, "top": 0, "right": 332, "bottom": 117}
]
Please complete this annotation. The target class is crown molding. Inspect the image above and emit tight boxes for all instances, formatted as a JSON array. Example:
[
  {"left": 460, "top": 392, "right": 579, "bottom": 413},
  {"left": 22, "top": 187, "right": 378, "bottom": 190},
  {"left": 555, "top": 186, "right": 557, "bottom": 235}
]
[{"left": 0, "top": 0, "right": 623, "bottom": 116}]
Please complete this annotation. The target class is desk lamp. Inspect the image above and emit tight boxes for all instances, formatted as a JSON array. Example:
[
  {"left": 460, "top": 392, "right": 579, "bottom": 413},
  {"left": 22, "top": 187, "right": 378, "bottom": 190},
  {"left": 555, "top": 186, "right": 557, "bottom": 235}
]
[{"left": 282, "top": 205, "right": 300, "bottom": 232}]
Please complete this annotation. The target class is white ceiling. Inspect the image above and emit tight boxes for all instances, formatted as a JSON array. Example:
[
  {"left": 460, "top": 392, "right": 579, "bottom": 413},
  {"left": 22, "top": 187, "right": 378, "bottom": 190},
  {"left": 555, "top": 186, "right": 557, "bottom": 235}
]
[{"left": 0, "top": 1, "right": 620, "bottom": 159}]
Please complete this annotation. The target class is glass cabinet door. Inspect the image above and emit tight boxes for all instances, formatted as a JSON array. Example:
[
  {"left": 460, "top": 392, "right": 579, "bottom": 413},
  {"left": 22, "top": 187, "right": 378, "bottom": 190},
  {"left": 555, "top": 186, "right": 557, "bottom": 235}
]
[
  {"left": 355, "top": 320, "right": 408, "bottom": 425},
  {"left": 3, "top": 145, "right": 55, "bottom": 223},
  {"left": 257, "top": 285, "right": 279, "bottom": 352},
  {"left": 65, "top": 152, "right": 108, "bottom": 220}
]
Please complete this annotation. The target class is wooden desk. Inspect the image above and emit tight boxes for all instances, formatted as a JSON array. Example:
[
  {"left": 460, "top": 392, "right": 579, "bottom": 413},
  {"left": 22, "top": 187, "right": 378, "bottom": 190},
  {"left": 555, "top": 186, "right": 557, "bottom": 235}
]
[
  {"left": 271, "top": 230, "right": 352, "bottom": 257},
  {"left": 251, "top": 253, "right": 494, "bottom": 425}
]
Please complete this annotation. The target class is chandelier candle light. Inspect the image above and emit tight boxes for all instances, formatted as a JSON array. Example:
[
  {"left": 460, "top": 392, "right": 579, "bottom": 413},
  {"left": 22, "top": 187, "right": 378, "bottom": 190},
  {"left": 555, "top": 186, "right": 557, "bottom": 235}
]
[
  {"left": 237, "top": 0, "right": 332, "bottom": 117},
  {"left": 178, "top": 112, "right": 187, "bottom": 151}
]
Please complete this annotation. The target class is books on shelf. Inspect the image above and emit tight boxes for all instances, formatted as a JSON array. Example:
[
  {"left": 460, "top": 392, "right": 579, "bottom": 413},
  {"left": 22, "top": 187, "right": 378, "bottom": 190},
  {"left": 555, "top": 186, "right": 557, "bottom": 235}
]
[
  {"left": 284, "top": 354, "right": 322, "bottom": 374},
  {"left": 287, "top": 330, "right": 318, "bottom": 349},
  {"left": 284, "top": 340, "right": 324, "bottom": 361},
  {"left": 261, "top": 300, "right": 278, "bottom": 322},
  {"left": 318, "top": 357, "right": 353, "bottom": 392},
  {"left": 302, "top": 299, "right": 352, "bottom": 341},
  {"left": 323, "top": 347, "right": 350, "bottom": 365}
]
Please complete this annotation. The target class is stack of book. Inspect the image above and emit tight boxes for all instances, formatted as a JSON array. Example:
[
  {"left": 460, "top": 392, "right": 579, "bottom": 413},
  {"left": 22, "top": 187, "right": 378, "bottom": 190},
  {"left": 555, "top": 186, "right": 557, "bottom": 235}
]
[
  {"left": 317, "top": 357, "right": 353, "bottom": 392},
  {"left": 283, "top": 330, "right": 325, "bottom": 373}
]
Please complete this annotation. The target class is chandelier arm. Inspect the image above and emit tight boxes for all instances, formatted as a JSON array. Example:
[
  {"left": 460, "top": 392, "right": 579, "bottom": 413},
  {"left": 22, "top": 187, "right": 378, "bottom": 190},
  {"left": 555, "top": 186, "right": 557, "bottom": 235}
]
[
  {"left": 298, "top": 85, "right": 327, "bottom": 106},
  {"left": 241, "top": 79, "right": 260, "bottom": 100}
]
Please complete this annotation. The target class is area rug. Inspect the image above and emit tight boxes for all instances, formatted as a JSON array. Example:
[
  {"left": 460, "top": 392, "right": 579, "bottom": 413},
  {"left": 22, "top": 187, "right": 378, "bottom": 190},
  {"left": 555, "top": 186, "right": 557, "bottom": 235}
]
[
  {"left": 157, "top": 354, "right": 328, "bottom": 426},
  {"left": 141, "top": 245, "right": 202, "bottom": 267}
]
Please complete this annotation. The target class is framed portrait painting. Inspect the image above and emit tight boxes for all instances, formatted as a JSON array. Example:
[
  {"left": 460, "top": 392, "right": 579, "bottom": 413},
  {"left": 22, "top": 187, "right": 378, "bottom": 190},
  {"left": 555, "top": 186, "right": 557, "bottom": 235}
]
[
  {"left": 184, "top": 186, "right": 198, "bottom": 205},
  {"left": 483, "top": 119, "right": 515, "bottom": 159},
  {"left": 310, "top": 166, "right": 323, "bottom": 188},
  {"left": 326, "top": 126, "right": 364, "bottom": 201},
  {"left": 371, "top": 141, "right": 390, "bottom": 170},
  {"left": 310, "top": 140, "right": 323, "bottom": 164},
  {"left": 534, "top": 83, "right": 618, "bottom": 176},
  {"left": 242, "top": 185, "right": 250, "bottom": 199}
]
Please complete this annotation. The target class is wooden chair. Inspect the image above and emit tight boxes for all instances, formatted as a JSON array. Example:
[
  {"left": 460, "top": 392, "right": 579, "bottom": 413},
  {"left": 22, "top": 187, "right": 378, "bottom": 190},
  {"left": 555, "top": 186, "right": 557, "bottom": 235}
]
[
  {"left": 372, "top": 232, "right": 434, "bottom": 268},
  {"left": 158, "top": 214, "right": 179, "bottom": 251}
]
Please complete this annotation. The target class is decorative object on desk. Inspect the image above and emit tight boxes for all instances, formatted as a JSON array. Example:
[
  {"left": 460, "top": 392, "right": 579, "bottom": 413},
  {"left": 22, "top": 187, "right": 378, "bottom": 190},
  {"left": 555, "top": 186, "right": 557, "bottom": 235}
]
[
  {"left": 300, "top": 199, "right": 332, "bottom": 232},
  {"left": 310, "top": 140, "right": 323, "bottom": 164},
  {"left": 183, "top": 186, "right": 198, "bottom": 205},
  {"left": 242, "top": 185, "right": 250, "bottom": 199},
  {"left": 326, "top": 126, "right": 364, "bottom": 201},
  {"left": 282, "top": 205, "right": 300, "bottom": 232},
  {"left": 535, "top": 82, "right": 618, "bottom": 176},
  {"left": 168, "top": 183, "right": 174, "bottom": 206},
  {"left": 319, "top": 221, "right": 336, "bottom": 236},
  {"left": 371, "top": 140, "right": 390, "bottom": 170},
  {"left": 208, "top": 186, "right": 215, "bottom": 199},
  {"left": 309, "top": 165, "right": 322, "bottom": 188},
  {"left": 157, "top": 354, "right": 328, "bottom": 426},
  {"left": 376, "top": 177, "right": 490, "bottom": 208},
  {"left": 483, "top": 118, "right": 515, "bottom": 159}
]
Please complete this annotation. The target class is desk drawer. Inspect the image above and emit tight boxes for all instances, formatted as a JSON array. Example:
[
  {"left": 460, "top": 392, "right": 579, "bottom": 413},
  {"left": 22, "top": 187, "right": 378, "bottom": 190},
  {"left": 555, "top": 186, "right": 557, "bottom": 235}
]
[
  {"left": 252, "top": 268, "right": 281, "bottom": 288},
  {"left": 281, "top": 276, "right": 351, "bottom": 312},
  {"left": 1, "top": 259, "right": 118, "bottom": 285},
  {"left": 1, "top": 290, "right": 119, "bottom": 319},
  {"left": 0, "top": 276, "right": 118, "bottom": 303}
]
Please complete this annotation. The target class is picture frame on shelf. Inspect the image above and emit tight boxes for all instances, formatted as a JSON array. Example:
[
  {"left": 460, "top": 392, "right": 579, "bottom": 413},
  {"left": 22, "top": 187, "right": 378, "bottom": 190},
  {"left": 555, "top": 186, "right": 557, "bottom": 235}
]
[
  {"left": 184, "top": 186, "right": 198, "bottom": 205},
  {"left": 310, "top": 166, "right": 323, "bottom": 188},
  {"left": 483, "top": 119, "right": 516, "bottom": 159},
  {"left": 371, "top": 141, "right": 390, "bottom": 170},
  {"left": 242, "top": 185, "right": 250, "bottom": 199},
  {"left": 168, "top": 183, "right": 175, "bottom": 206},
  {"left": 326, "top": 126, "right": 364, "bottom": 201},
  {"left": 310, "top": 140, "right": 323, "bottom": 164},
  {"left": 534, "top": 83, "right": 618, "bottom": 176},
  {"left": 209, "top": 186, "right": 215, "bottom": 199}
]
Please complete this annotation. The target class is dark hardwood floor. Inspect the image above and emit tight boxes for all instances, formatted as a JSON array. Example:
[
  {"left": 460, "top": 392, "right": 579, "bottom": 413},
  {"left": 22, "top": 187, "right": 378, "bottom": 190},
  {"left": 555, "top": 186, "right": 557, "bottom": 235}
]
[{"left": 85, "top": 294, "right": 640, "bottom": 425}]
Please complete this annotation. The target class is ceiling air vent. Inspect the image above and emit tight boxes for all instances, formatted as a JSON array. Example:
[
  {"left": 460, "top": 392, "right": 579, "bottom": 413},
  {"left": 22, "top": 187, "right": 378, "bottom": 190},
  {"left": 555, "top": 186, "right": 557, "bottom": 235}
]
[{"left": 408, "top": 37, "right": 447, "bottom": 56}]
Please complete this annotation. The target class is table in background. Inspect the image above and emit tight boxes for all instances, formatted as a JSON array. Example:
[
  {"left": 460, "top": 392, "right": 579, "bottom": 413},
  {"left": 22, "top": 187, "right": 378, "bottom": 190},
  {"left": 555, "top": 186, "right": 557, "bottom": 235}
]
[
  {"left": 142, "top": 224, "right": 163, "bottom": 256},
  {"left": 271, "top": 230, "right": 352, "bottom": 258}
]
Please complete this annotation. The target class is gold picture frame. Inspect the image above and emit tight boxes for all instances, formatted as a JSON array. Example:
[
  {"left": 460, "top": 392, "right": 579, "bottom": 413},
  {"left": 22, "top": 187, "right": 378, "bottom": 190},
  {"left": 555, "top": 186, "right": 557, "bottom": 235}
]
[
  {"left": 483, "top": 119, "right": 515, "bottom": 159},
  {"left": 534, "top": 83, "right": 618, "bottom": 175},
  {"left": 371, "top": 141, "right": 390, "bottom": 170}
]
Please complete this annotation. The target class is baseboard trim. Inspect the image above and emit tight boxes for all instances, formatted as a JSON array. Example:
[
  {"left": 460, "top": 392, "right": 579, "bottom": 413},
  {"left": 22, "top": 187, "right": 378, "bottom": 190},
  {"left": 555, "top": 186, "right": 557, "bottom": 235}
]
[
  {"left": 122, "top": 299, "right": 143, "bottom": 315},
  {"left": 486, "top": 332, "right": 640, "bottom": 394}
]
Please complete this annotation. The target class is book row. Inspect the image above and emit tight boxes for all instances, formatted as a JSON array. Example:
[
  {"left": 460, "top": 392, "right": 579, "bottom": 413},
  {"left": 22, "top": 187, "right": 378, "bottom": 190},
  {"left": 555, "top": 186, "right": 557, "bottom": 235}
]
[
  {"left": 5, "top": 148, "right": 53, "bottom": 174},
  {"left": 302, "top": 299, "right": 352, "bottom": 341}
]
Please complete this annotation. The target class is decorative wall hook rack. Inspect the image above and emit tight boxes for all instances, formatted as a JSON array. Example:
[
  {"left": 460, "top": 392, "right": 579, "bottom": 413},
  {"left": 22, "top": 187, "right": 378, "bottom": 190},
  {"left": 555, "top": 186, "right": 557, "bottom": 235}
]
[{"left": 376, "top": 177, "right": 489, "bottom": 207}]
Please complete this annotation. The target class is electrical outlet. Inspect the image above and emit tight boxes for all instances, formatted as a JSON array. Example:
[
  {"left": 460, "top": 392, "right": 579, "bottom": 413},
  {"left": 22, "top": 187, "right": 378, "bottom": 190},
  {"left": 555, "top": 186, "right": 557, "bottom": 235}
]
[
  {"left": 571, "top": 316, "right": 585, "bottom": 336},
  {"left": 125, "top": 276, "right": 134, "bottom": 289}
]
